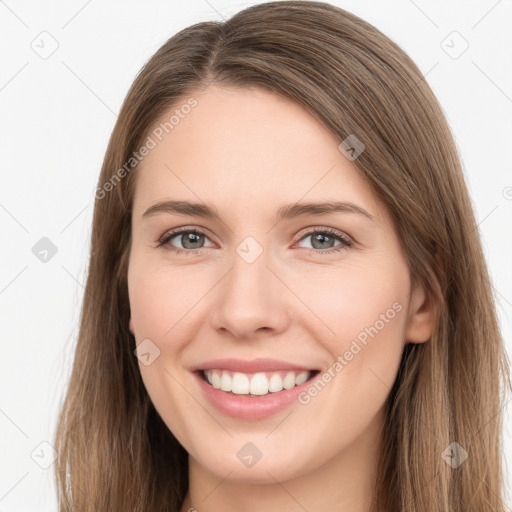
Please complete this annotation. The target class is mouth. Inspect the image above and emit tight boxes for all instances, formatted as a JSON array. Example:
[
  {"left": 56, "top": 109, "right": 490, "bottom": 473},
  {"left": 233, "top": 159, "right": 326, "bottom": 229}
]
[{"left": 197, "top": 368, "right": 321, "bottom": 397}]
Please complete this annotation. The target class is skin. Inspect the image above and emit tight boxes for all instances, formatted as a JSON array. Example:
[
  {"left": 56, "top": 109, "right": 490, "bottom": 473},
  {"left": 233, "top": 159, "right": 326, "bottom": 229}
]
[{"left": 127, "top": 85, "right": 435, "bottom": 512}]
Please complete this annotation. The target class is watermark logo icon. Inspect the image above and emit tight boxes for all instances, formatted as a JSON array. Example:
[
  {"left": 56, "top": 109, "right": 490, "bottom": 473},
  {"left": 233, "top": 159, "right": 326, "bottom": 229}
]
[
  {"left": 31, "top": 31, "right": 59, "bottom": 59},
  {"left": 32, "top": 237, "right": 58, "bottom": 263},
  {"left": 442, "top": 441, "right": 468, "bottom": 468},
  {"left": 30, "top": 441, "right": 57, "bottom": 469},
  {"left": 441, "top": 31, "right": 469, "bottom": 59},
  {"left": 134, "top": 338, "right": 161, "bottom": 366},
  {"left": 236, "top": 236, "right": 263, "bottom": 264},
  {"left": 338, "top": 134, "right": 365, "bottom": 161},
  {"left": 236, "top": 442, "right": 262, "bottom": 468}
]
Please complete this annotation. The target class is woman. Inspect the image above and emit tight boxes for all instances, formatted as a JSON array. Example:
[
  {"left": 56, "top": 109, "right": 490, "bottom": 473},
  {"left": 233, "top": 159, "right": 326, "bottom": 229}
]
[{"left": 54, "top": 1, "right": 511, "bottom": 510}]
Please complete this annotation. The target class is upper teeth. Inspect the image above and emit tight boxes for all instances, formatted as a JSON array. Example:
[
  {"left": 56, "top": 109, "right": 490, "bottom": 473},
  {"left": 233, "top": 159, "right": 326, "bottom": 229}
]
[{"left": 203, "top": 369, "right": 310, "bottom": 396}]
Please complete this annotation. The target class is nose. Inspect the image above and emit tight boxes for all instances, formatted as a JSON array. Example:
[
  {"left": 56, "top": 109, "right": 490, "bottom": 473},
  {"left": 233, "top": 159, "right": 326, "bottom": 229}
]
[{"left": 210, "top": 245, "right": 292, "bottom": 341}]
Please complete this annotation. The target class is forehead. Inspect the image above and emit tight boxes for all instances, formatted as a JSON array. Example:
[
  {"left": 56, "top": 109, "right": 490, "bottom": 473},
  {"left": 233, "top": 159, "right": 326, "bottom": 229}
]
[{"left": 132, "top": 85, "right": 379, "bottom": 219}]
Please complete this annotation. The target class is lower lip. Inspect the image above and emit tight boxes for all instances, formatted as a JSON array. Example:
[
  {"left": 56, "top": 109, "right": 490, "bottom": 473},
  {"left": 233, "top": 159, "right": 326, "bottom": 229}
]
[{"left": 193, "top": 371, "right": 317, "bottom": 420}]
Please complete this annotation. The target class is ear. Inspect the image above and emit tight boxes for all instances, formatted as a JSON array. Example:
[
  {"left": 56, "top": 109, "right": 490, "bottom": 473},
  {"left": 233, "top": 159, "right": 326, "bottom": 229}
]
[
  {"left": 405, "top": 281, "right": 436, "bottom": 344},
  {"left": 129, "top": 317, "right": 135, "bottom": 336}
]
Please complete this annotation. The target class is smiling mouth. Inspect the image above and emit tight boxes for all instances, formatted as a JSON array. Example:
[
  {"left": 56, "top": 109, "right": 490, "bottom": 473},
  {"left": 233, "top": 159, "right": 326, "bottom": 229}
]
[{"left": 198, "top": 369, "right": 320, "bottom": 397}]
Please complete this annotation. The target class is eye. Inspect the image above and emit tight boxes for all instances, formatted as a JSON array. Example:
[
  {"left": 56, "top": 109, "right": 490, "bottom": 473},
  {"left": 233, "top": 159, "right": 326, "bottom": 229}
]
[
  {"left": 157, "top": 226, "right": 352, "bottom": 256},
  {"left": 157, "top": 228, "right": 215, "bottom": 255},
  {"left": 295, "top": 227, "right": 352, "bottom": 255}
]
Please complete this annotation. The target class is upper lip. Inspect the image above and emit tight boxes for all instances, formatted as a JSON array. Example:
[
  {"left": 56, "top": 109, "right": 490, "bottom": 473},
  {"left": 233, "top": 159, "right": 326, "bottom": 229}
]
[{"left": 191, "top": 358, "right": 316, "bottom": 373}]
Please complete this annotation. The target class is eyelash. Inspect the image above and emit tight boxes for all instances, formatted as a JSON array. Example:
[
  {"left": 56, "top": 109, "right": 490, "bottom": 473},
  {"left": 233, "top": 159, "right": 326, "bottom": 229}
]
[{"left": 157, "top": 226, "right": 352, "bottom": 256}]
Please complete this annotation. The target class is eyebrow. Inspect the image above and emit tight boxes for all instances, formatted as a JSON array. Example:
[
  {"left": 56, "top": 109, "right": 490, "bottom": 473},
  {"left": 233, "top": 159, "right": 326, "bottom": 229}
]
[{"left": 142, "top": 200, "right": 374, "bottom": 223}]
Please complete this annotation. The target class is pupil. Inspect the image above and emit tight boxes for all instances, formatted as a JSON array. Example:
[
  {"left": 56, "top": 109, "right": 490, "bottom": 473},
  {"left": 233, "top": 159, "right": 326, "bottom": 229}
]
[
  {"left": 183, "top": 232, "right": 203, "bottom": 249},
  {"left": 313, "top": 233, "right": 333, "bottom": 249}
]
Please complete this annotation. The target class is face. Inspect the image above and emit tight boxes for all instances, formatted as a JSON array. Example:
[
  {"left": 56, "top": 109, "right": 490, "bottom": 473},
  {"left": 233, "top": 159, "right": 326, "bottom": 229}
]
[{"left": 127, "top": 85, "right": 433, "bottom": 485}]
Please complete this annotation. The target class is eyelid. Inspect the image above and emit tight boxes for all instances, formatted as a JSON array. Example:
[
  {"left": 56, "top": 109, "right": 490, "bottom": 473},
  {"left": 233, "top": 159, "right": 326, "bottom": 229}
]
[
  {"left": 293, "top": 225, "right": 352, "bottom": 244},
  {"left": 157, "top": 225, "right": 217, "bottom": 248}
]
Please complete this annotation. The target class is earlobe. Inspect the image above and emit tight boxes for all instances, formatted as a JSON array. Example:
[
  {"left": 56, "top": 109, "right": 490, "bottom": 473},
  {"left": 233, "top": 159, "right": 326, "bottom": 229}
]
[{"left": 405, "top": 282, "right": 436, "bottom": 344}]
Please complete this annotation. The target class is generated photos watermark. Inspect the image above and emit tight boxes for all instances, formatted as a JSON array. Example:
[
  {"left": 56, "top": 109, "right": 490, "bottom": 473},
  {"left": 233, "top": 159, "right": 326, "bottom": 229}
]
[
  {"left": 95, "top": 97, "right": 198, "bottom": 200},
  {"left": 297, "top": 301, "right": 403, "bottom": 404}
]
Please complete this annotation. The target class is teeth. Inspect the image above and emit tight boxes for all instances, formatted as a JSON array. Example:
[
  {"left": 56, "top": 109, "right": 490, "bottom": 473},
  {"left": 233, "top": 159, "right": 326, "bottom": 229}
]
[
  {"left": 283, "top": 372, "right": 296, "bottom": 390},
  {"left": 268, "top": 373, "right": 283, "bottom": 392},
  {"left": 220, "top": 372, "right": 232, "bottom": 392},
  {"left": 203, "top": 369, "right": 312, "bottom": 396},
  {"left": 295, "top": 371, "right": 309, "bottom": 385},
  {"left": 211, "top": 372, "right": 221, "bottom": 389},
  {"left": 249, "top": 373, "right": 269, "bottom": 395},
  {"left": 232, "top": 372, "right": 250, "bottom": 394}
]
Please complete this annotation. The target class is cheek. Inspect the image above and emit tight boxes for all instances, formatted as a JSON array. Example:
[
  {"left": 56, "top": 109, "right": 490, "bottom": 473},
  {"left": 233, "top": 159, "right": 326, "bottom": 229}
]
[
  {"left": 128, "top": 262, "right": 202, "bottom": 344},
  {"left": 288, "top": 268, "right": 408, "bottom": 455},
  {"left": 302, "top": 263, "right": 409, "bottom": 345},
  {"left": 128, "top": 262, "right": 201, "bottom": 446},
  {"left": 296, "top": 261, "right": 409, "bottom": 410}
]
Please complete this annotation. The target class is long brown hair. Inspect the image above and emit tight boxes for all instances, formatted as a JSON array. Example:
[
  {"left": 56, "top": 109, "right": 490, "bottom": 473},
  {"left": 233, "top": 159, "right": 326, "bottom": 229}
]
[{"left": 54, "top": 1, "right": 511, "bottom": 510}]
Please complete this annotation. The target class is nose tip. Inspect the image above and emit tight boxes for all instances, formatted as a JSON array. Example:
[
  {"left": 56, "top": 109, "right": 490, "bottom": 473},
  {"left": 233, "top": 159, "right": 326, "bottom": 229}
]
[{"left": 209, "top": 253, "right": 291, "bottom": 340}]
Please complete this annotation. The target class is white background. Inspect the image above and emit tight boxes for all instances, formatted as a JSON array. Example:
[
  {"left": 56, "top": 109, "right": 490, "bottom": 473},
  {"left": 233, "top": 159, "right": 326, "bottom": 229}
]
[{"left": 1, "top": 0, "right": 511, "bottom": 510}]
